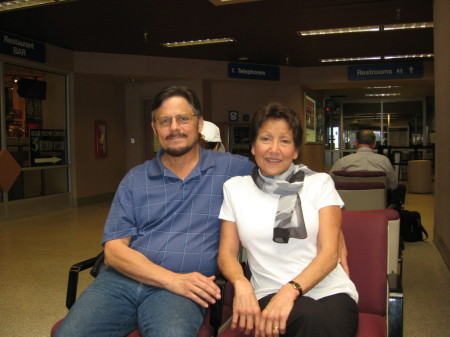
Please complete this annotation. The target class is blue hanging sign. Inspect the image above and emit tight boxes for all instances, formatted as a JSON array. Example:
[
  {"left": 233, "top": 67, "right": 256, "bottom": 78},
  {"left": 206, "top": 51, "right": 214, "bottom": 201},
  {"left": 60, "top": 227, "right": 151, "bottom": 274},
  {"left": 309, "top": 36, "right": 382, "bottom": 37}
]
[
  {"left": 0, "top": 31, "right": 46, "bottom": 63},
  {"left": 228, "top": 62, "right": 280, "bottom": 81},
  {"left": 348, "top": 62, "right": 423, "bottom": 81}
]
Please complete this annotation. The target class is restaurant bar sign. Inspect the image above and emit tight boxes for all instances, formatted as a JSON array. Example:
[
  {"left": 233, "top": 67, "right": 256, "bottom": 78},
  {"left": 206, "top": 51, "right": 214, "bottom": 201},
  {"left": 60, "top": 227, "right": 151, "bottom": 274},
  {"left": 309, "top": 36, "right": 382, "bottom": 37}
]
[
  {"left": 228, "top": 62, "right": 280, "bottom": 81},
  {"left": 348, "top": 62, "right": 423, "bottom": 81},
  {"left": 30, "top": 129, "right": 66, "bottom": 166},
  {"left": 0, "top": 31, "right": 46, "bottom": 63}
]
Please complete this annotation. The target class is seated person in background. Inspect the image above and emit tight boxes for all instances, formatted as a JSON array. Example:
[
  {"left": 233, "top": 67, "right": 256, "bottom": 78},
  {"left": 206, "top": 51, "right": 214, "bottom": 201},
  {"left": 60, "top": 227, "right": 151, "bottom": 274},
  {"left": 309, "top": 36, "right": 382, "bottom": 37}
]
[
  {"left": 330, "top": 129, "right": 405, "bottom": 207},
  {"left": 200, "top": 120, "right": 226, "bottom": 152},
  {"left": 330, "top": 130, "right": 398, "bottom": 189},
  {"left": 218, "top": 102, "right": 358, "bottom": 337}
]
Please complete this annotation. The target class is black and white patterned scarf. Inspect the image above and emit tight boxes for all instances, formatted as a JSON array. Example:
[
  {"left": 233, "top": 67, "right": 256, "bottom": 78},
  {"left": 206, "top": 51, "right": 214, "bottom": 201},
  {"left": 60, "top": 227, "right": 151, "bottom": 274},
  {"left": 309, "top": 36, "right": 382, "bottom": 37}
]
[{"left": 252, "top": 163, "right": 315, "bottom": 243}]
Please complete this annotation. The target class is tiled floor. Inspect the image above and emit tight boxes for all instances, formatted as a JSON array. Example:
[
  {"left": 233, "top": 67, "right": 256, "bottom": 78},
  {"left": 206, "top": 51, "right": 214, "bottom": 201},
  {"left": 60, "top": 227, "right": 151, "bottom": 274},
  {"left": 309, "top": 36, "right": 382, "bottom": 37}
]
[
  {"left": 0, "top": 201, "right": 109, "bottom": 337},
  {"left": 0, "top": 193, "right": 449, "bottom": 337},
  {"left": 401, "top": 191, "right": 450, "bottom": 337}
]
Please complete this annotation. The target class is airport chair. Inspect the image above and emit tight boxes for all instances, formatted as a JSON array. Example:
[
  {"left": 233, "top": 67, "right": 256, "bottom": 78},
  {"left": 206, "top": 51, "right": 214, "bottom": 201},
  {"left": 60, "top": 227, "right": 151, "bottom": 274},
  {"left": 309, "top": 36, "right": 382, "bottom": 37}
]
[
  {"left": 51, "top": 251, "right": 228, "bottom": 337},
  {"left": 342, "top": 211, "right": 403, "bottom": 337},
  {"left": 218, "top": 211, "right": 403, "bottom": 337},
  {"left": 331, "top": 171, "right": 405, "bottom": 210},
  {"left": 348, "top": 209, "right": 402, "bottom": 276},
  {"left": 335, "top": 181, "right": 387, "bottom": 211},
  {"left": 331, "top": 170, "right": 388, "bottom": 185},
  {"left": 335, "top": 182, "right": 402, "bottom": 275}
]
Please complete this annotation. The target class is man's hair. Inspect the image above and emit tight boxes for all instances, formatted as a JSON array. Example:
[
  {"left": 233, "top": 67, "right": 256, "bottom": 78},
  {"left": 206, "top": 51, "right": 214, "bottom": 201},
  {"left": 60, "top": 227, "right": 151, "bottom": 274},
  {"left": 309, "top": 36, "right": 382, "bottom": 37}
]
[
  {"left": 356, "top": 130, "right": 376, "bottom": 145},
  {"left": 151, "top": 86, "right": 202, "bottom": 120},
  {"left": 249, "top": 101, "right": 303, "bottom": 149}
]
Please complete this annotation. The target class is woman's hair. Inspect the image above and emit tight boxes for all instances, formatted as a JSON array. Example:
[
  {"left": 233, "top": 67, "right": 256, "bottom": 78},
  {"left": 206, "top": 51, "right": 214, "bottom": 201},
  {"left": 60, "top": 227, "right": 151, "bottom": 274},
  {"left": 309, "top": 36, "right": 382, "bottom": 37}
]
[
  {"left": 249, "top": 101, "right": 303, "bottom": 149},
  {"left": 151, "top": 85, "right": 202, "bottom": 121}
]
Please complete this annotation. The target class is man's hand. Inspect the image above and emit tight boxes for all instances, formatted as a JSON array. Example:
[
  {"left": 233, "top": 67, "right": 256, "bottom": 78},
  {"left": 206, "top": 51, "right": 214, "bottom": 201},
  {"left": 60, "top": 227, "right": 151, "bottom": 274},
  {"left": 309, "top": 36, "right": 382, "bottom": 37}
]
[{"left": 168, "top": 272, "right": 221, "bottom": 308}]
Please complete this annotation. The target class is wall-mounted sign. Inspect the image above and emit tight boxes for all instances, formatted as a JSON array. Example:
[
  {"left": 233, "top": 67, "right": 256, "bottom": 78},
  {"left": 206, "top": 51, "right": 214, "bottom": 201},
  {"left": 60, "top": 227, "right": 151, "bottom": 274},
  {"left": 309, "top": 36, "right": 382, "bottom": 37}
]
[
  {"left": 0, "top": 31, "right": 46, "bottom": 63},
  {"left": 30, "top": 129, "right": 66, "bottom": 166},
  {"left": 228, "top": 62, "right": 280, "bottom": 81},
  {"left": 348, "top": 62, "right": 423, "bottom": 81},
  {"left": 228, "top": 110, "right": 239, "bottom": 122},
  {"left": 304, "top": 95, "right": 317, "bottom": 144}
]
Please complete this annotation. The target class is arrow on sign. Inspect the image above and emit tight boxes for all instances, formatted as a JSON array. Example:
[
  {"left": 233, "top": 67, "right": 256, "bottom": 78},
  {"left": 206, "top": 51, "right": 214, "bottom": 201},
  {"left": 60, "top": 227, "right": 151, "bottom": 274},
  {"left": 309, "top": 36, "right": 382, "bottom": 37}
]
[{"left": 35, "top": 157, "right": 62, "bottom": 164}]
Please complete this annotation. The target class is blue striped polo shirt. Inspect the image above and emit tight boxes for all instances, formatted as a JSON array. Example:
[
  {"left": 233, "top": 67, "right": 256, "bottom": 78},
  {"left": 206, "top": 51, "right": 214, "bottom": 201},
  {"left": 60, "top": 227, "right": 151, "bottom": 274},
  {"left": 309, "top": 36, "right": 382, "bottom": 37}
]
[{"left": 102, "top": 148, "right": 255, "bottom": 276}]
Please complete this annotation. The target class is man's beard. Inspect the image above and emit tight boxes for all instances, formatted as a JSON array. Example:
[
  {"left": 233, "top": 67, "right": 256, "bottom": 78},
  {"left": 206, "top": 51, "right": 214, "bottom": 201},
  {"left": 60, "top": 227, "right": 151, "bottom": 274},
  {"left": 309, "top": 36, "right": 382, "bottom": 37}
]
[{"left": 164, "top": 141, "right": 197, "bottom": 157}]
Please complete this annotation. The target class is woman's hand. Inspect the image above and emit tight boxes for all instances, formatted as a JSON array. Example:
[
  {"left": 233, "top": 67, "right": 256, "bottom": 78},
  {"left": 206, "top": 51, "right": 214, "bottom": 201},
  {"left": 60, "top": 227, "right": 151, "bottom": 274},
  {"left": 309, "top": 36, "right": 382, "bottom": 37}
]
[
  {"left": 256, "top": 285, "right": 298, "bottom": 337},
  {"left": 231, "top": 279, "right": 261, "bottom": 335}
]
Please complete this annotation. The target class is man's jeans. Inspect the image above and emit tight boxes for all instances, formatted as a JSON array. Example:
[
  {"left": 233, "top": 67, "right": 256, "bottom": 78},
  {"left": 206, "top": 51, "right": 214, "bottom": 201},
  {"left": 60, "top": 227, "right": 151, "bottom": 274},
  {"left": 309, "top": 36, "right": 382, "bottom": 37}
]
[{"left": 54, "top": 266, "right": 206, "bottom": 337}]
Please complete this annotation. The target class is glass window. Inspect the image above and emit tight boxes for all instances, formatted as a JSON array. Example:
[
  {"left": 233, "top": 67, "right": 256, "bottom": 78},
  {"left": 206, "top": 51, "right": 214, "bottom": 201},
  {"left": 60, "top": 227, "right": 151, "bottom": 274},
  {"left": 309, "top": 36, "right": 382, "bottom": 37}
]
[
  {"left": 324, "top": 99, "right": 429, "bottom": 171},
  {"left": 2, "top": 64, "right": 68, "bottom": 201}
]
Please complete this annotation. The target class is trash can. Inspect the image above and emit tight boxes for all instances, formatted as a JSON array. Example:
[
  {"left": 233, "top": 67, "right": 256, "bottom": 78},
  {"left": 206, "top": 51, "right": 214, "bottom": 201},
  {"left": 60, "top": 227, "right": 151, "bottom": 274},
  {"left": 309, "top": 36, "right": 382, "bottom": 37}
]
[{"left": 407, "top": 160, "right": 433, "bottom": 193}]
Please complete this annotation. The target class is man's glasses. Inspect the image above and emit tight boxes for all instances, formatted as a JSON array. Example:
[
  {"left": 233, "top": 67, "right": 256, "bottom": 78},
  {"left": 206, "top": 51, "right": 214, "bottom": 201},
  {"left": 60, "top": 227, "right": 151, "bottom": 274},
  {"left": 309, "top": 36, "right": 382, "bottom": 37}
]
[{"left": 154, "top": 114, "right": 197, "bottom": 128}]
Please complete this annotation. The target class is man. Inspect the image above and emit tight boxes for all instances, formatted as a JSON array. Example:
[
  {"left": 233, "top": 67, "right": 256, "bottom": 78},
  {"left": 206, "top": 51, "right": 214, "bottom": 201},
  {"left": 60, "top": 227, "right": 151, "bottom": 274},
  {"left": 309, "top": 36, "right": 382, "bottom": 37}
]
[
  {"left": 55, "top": 86, "right": 255, "bottom": 337},
  {"left": 330, "top": 129, "right": 405, "bottom": 207}
]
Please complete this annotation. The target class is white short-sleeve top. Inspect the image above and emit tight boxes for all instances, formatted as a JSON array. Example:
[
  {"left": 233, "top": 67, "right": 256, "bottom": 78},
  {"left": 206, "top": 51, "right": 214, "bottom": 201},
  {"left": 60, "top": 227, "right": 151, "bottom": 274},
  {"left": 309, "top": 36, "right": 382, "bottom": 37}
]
[{"left": 219, "top": 170, "right": 358, "bottom": 302}]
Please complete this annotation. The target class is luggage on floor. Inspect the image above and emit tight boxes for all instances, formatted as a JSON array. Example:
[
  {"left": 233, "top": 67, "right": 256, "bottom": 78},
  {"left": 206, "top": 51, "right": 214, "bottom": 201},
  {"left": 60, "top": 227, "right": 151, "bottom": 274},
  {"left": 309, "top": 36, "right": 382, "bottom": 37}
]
[{"left": 399, "top": 210, "right": 429, "bottom": 242}]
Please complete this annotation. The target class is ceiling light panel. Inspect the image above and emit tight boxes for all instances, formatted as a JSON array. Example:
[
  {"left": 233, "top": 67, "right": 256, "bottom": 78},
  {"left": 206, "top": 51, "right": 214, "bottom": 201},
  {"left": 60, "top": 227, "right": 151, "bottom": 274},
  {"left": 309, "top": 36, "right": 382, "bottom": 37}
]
[
  {"left": 0, "top": 0, "right": 75, "bottom": 12},
  {"left": 321, "top": 56, "right": 381, "bottom": 63},
  {"left": 162, "top": 38, "right": 236, "bottom": 48},
  {"left": 321, "top": 53, "right": 433, "bottom": 64},
  {"left": 208, "top": 0, "right": 262, "bottom": 6},
  {"left": 365, "top": 93, "right": 401, "bottom": 97},
  {"left": 298, "top": 25, "right": 379, "bottom": 36},
  {"left": 364, "top": 86, "right": 402, "bottom": 89},
  {"left": 384, "top": 54, "right": 434, "bottom": 59},
  {"left": 384, "top": 22, "right": 433, "bottom": 31},
  {"left": 298, "top": 21, "right": 433, "bottom": 37}
]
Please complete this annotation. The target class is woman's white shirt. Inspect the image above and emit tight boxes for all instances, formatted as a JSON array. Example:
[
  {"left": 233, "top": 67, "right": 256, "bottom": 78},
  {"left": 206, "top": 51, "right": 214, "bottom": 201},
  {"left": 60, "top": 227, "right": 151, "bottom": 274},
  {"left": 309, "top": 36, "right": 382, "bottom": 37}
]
[{"left": 219, "top": 171, "right": 358, "bottom": 302}]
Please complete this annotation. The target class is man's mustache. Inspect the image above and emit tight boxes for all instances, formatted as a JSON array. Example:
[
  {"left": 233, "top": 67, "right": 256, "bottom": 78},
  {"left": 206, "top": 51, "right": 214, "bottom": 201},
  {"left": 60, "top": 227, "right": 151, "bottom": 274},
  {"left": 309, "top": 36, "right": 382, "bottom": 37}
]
[{"left": 165, "top": 133, "right": 188, "bottom": 140}]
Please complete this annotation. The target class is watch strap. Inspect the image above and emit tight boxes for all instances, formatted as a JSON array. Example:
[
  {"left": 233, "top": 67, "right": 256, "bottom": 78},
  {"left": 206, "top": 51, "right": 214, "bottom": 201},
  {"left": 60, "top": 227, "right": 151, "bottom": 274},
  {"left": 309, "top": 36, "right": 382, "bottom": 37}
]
[{"left": 288, "top": 280, "right": 303, "bottom": 296}]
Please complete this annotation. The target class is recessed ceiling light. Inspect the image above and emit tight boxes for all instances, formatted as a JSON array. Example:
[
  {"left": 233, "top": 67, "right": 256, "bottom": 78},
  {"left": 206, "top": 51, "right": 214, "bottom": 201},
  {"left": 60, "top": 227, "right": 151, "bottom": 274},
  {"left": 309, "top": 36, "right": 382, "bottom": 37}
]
[
  {"left": 321, "top": 53, "right": 433, "bottom": 63},
  {"left": 162, "top": 38, "right": 236, "bottom": 48},
  {"left": 321, "top": 56, "right": 381, "bottom": 63},
  {"left": 0, "top": 0, "right": 75, "bottom": 12},
  {"left": 298, "top": 25, "right": 379, "bottom": 36},
  {"left": 364, "top": 86, "right": 402, "bottom": 89},
  {"left": 384, "top": 22, "right": 433, "bottom": 31},
  {"left": 298, "top": 21, "right": 433, "bottom": 37},
  {"left": 384, "top": 53, "right": 434, "bottom": 59},
  {"left": 365, "top": 93, "right": 401, "bottom": 97},
  {"left": 208, "top": 0, "right": 262, "bottom": 6}
]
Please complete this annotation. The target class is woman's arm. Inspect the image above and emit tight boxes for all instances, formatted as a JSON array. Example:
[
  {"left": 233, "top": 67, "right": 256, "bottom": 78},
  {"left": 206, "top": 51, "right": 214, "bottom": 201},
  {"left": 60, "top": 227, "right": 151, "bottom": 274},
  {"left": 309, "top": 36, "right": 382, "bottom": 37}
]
[
  {"left": 218, "top": 220, "right": 261, "bottom": 334},
  {"left": 257, "top": 205, "right": 341, "bottom": 337},
  {"left": 104, "top": 237, "right": 221, "bottom": 308},
  {"left": 289, "top": 205, "right": 341, "bottom": 292}
]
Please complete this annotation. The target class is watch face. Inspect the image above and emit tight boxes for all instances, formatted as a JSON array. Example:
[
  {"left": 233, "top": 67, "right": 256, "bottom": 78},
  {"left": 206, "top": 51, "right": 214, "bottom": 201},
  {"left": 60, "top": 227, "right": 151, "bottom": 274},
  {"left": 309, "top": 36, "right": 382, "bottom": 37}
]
[{"left": 288, "top": 281, "right": 302, "bottom": 296}]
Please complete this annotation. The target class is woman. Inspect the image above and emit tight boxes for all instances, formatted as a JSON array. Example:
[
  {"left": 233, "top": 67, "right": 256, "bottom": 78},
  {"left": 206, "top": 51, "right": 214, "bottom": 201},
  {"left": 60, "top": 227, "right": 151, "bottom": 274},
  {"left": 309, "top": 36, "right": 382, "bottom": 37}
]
[{"left": 218, "top": 102, "right": 358, "bottom": 337}]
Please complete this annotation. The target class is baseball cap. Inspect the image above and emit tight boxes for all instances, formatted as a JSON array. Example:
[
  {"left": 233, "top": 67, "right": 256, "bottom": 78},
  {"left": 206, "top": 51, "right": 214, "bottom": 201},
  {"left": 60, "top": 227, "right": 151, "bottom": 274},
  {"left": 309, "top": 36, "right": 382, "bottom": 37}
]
[{"left": 201, "top": 121, "right": 226, "bottom": 152}]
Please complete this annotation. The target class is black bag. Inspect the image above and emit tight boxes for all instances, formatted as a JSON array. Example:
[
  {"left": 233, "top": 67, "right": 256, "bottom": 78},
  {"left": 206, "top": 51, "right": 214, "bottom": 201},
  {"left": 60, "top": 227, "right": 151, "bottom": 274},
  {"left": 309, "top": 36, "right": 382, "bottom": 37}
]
[{"left": 399, "top": 210, "right": 429, "bottom": 242}]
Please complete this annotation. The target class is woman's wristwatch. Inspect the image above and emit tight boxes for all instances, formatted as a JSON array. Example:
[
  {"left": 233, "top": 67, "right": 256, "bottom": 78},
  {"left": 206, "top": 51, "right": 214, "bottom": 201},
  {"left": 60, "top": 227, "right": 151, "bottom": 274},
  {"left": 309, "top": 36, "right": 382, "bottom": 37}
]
[{"left": 288, "top": 280, "right": 303, "bottom": 296}]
